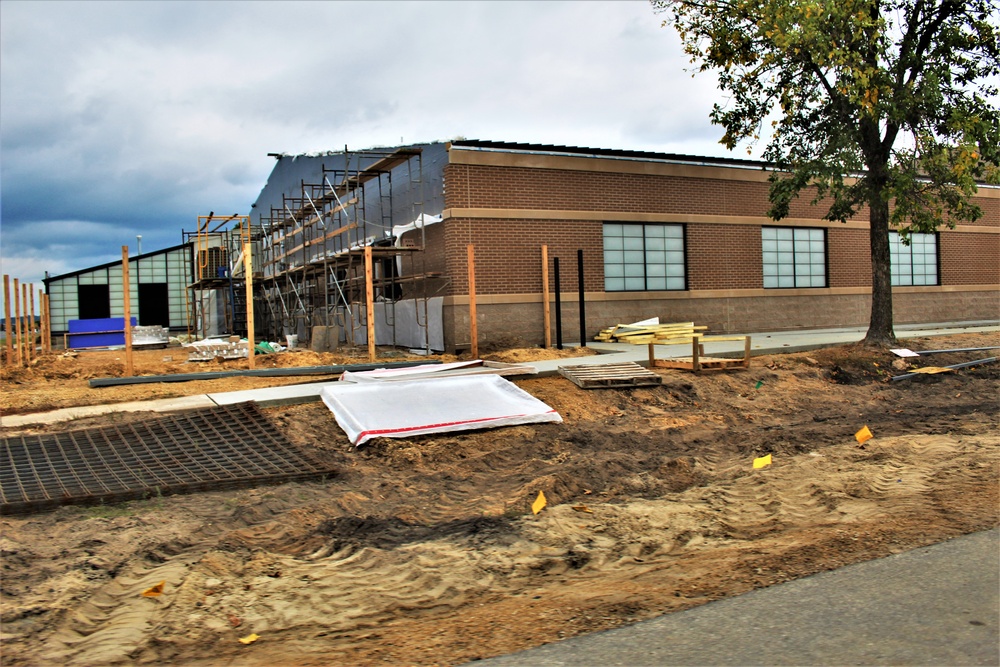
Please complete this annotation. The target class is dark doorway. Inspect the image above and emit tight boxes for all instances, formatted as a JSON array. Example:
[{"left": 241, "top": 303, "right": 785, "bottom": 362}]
[
  {"left": 78, "top": 284, "right": 111, "bottom": 320},
  {"left": 138, "top": 283, "right": 171, "bottom": 327}
]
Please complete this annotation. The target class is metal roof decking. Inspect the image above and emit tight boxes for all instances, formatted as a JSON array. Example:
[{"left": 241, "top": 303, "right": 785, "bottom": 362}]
[{"left": 0, "top": 402, "right": 336, "bottom": 515}]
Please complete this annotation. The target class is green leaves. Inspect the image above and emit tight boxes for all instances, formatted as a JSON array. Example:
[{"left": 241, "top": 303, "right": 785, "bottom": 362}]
[{"left": 655, "top": 0, "right": 1000, "bottom": 229}]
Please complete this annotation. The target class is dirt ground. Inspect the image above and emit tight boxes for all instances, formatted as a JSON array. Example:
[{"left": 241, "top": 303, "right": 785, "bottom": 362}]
[{"left": 1, "top": 332, "right": 998, "bottom": 666}]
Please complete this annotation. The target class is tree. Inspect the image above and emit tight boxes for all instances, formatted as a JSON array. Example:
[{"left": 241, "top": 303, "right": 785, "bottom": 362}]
[{"left": 655, "top": 0, "right": 999, "bottom": 345}]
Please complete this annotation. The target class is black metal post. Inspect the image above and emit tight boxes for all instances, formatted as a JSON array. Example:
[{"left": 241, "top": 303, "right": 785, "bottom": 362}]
[
  {"left": 577, "top": 249, "right": 586, "bottom": 347},
  {"left": 553, "top": 257, "right": 562, "bottom": 350}
]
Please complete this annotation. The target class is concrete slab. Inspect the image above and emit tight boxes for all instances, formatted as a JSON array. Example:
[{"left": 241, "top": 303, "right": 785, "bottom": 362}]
[
  {"left": 207, "top": 380, "right": 344, "bottom": 408},
  {"left": 0, "top": 395, "right": 217, "bottom": 429}
]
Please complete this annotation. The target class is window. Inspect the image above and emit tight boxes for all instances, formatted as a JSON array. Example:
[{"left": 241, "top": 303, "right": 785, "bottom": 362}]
[
  {"left": 603, "top": 223, "right": 686, "bottom": 291},
  {"left": 77, "top": 284, "right": 111, "bottom": 319},
  {"left": 762, "top": 227, "right": 827, "bottom": 288},
  {"left": 890, "top": 232, "right": 938, "bottom": 286}
]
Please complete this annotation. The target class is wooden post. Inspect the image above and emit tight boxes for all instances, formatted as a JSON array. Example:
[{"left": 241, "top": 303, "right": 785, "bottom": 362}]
[
  {"left": 27, "top": 284, "right": 35, "bottom": 363},
  {"left": 13, "top": 278, "right": 22, "bottom": 366},
  {"left": 541, "top": 245, "right": 551, "bottom": 349},
  {"left": 3, "top": 275, "right": 12, "bottom": 362},
  {"left": 41, "top": 291, "right": 50, "bottom": 353},
  {"left": 21, "top": 282, "right": 31, "bottom": 365},
  {"left": 244, "top": 242, "right": 255, "bottom": 369},
  {"left": 467, "top": 244, "right": 478, "bottom": 359},
  {"left": 364, "top": 245, "right": 376, "bottom": 362},
  {"left": 122, "top": 246, "right": 134, "bottom": 376}
]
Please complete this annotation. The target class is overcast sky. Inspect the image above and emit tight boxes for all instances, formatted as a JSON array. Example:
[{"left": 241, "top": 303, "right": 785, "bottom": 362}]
[{"left": 0, "top": 0, "right": 739, "bottom": 306}]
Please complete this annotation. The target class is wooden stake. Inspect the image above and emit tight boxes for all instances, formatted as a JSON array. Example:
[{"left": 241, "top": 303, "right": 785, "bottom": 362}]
[
  {"left": 467, "top": 244, "right": 478, "bottom": 359},
  {"left": 541, "top": 245, "right": 551, "bottom": 349},
  {"left": 122, "top": 246, "right": 134, "bottom": 376},
  {"left": 40, "top": 290, "right": 49, "bottom": 354},
  {"left": 244, "top": 242, "right": 255, "bottom": 369},
  {"left": 21, "top": 282, "right": 30, "bottom": 365},
  {"left": 27, "top": 283, "right": 34, "bottom": 364},
  {"left": 3, "top": 275, "right": 12, "bottom": 363},
  {"left": 13, "top": 278, "right": 22, "bottom": 366},
  {"left": 364, "top": 246, "right": 376, "bottom": 362}
]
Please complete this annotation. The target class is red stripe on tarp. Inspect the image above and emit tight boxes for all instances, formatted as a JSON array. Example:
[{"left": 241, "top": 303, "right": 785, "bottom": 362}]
[{"left": 356, "top": 410, "right": 559, "bottom": 441}]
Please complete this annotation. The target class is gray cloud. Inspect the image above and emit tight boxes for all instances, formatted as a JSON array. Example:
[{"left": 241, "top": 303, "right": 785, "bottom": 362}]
[{"left": 1, "top": 0, "right": 738, "bottom": 301}]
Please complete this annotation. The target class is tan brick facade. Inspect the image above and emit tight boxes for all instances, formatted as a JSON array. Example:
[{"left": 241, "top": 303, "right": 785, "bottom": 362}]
[{"left": 428, "top": 145, "right": 999, "bottom": 349}]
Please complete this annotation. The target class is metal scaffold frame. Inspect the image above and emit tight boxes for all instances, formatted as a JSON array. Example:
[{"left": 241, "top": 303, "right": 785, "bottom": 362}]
[
  {"left": 256, "top": 146, "right": 446, "bottom": 353},
  {"left": 183, "top": 214, "right": 262, "bottom": 339}
]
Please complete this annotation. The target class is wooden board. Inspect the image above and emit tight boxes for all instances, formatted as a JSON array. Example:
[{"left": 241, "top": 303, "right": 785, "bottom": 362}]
[{"left": 558, "top": 362, "right": 663, "bottom": 389}]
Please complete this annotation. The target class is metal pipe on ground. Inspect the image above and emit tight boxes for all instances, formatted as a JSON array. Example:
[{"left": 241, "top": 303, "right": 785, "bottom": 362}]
[
  {"left": 890, "top": 357, "right": 998, "bottom": 382},
  {"left": 88, "top": 359, "right": 443, "bottom": 387}
]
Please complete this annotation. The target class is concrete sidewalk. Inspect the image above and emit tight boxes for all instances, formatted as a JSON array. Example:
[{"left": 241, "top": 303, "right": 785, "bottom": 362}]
[
  {"left": 2, "top": 320, "right": 996, "bottom": 428},
  {"left": 470, "top": 528, "right": 1000, "bottom": 667}
]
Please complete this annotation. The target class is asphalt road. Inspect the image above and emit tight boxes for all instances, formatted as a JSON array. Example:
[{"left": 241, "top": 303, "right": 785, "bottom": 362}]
[{"left": 471, "top": 528, "right": 1000, "bottom": 667}]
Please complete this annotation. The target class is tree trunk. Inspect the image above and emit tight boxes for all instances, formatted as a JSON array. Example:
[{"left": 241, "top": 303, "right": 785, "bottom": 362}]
[{"left": 864, "top": 196, "right": 897, "bottom": 346}]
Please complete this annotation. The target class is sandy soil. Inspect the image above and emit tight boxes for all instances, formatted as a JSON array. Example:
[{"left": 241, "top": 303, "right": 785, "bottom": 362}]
[{"left": 1, "top": 333, "right": 998, "bottom": 666}]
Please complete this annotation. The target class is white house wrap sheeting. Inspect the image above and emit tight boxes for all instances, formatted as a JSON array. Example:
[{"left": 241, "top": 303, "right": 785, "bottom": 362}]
[{"left": 320, "top": 375, "right": 562, "bottom": 446}]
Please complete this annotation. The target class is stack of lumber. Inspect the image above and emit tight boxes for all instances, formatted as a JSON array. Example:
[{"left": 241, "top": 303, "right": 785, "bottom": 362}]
[{"left": 594, "top": 321, "right": 708, "bottom": 345}]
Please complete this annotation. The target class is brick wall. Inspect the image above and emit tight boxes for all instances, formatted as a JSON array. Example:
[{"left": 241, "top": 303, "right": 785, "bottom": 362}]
[
  {"left": 941, "top": 232, "right": 1000, "bottom": 285},
  {"left": 444, "top": 164, "right": 839, "bottom": 220},
  {"left": 686, "top": 224, "right": 763, "bottom": 290},
  {"left": 432, "top": 156, "right": 998, "bottom": 350}
]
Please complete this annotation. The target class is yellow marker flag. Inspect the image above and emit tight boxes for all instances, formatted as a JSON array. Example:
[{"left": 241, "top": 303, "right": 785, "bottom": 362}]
[
  {"left": 239, "top": 633, "right": 260, "bottom": 645},
  {"left": 753, "top": 454, "right": 772, "bottom": 469},
  {"left": 532, "top": 490, "right": 547, "bottom": 515},
  {"left": 855, "top": 425, "right": 873, "bottom": 444},
  {"left": 142, "top": 581, "right": 166, "bottom": 597}
]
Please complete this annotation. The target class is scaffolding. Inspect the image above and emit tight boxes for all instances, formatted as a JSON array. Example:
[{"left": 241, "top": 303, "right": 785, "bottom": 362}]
[
  {"left": 256, "top": 146, "right": 446, "bottom": 352},
  {"left": 183, "top": 214, "right": 261, "bottom": 339}
]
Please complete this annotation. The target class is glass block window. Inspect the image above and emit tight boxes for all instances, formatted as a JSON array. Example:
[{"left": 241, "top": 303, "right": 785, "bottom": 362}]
[
  {"left": 762, "top": 227, "right": 827, "bottom": 288},
  {"left": 890, "top": 232, "right": 938, "bottom": 286},
  {"left": 603, "top": 223, "right": 686, "bottom": 291}
]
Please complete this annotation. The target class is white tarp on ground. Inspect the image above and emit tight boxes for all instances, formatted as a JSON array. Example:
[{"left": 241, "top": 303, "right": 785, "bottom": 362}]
[{"left": 320, "top": 375, "right": 562, "bottom": 446}]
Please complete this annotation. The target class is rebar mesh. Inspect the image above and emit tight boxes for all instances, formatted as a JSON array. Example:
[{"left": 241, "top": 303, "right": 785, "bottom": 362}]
[{"left": 1, "top": 402, "right": 335, "bottom": 515}]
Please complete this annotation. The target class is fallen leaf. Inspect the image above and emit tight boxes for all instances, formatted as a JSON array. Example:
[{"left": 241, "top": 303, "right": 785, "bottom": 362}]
[
  {"left": 228, "top": 615, "right": 242, "bottom": 628},
  {"left": 855, "top": 425, "right": 873, "bottom": 444},
  {"left": 753, "top": 454, "right": 772, "bottom": 469},
  {"left": 239, "top": 633, "right": 260, "bottom": 645},
  {"left": 571, "top": 505, "right": 593, "bottom": 513}
]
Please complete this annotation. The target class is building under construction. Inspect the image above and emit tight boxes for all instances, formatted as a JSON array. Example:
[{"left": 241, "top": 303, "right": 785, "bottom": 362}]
[
  {"left": 43, "top": 140, "right": 998, "bottom": 351},
  {"left": 249, "top": 143, "right": 449, "bottom": 352}
]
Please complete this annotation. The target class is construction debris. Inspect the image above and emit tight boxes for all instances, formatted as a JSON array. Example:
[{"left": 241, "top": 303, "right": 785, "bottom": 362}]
[
  {"left": 595, "top": 321, "right": 708, "bottom": 344},
  {"left": 890, "top": 357, "right": 998, "bottom": 382},
  {"left": 557, "top": 361, "right": 662, "bottom": 389},
  {"left": 132, "top": 326, "right": 169, "bottom": 347},
  {"left": 185, "top": 337, "right": 251, "bottom": 361}
]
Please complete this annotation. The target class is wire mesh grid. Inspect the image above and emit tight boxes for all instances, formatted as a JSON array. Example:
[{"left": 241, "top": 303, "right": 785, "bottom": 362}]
[{"left": 1, "top": 402, "right": 335, "bottom": 515}]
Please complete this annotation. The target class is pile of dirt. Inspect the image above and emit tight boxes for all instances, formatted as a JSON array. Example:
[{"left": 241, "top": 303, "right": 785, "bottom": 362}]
[{"left": 1, "top": 332, "right": 997, "bottom": 666}]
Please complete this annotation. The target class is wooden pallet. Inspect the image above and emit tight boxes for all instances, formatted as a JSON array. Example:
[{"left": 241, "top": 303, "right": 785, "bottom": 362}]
[
  {"left": 649, "top": 335, "right": 751, "bottom": 374},
  {"left": 558, "top": 362, "right": 663, "bottom": 389}
]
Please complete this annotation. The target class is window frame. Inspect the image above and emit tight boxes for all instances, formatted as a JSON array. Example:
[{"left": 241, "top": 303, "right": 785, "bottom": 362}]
[
  {"left": 761, "top": 226, "right": 828, "bottom": 289},
  {"left": 602, "top": 222, "right": 687, "bottom": 292},
  {"left": 889, "top": 231, "right": 939, "bottom": 286}
]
